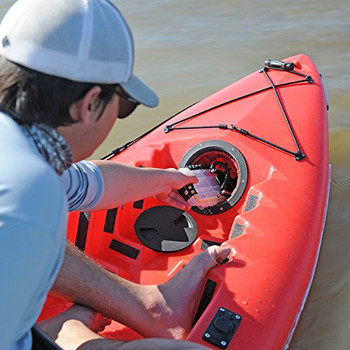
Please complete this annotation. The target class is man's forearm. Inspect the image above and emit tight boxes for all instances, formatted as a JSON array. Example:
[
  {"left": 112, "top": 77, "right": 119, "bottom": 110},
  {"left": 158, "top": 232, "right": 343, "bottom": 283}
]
[{"left": 91, "top": 160, "right": 196, "bottom": 211}]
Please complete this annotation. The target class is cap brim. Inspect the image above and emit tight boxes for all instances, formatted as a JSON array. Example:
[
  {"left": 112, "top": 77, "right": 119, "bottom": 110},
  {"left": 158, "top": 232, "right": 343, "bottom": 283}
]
[{"left": 121, "top": 74, "right": 159, "bottom": 108}]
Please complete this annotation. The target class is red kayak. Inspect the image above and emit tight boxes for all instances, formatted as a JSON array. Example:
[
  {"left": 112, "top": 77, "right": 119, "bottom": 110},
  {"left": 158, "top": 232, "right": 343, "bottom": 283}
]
[{"left": 40, "top": 54, "right": 330, "bottom": 349}]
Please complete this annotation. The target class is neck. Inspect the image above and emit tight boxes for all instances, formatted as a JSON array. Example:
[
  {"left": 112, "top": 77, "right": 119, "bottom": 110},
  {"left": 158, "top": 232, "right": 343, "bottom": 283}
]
[{"left": 57, "top": 124, "right": 92, "bottom": 162}]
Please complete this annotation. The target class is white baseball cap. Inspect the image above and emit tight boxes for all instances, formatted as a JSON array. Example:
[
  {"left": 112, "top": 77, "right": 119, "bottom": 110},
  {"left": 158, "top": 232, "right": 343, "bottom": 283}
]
[{"left": 0, "top": 0, "right": 159, "bottom": 110}]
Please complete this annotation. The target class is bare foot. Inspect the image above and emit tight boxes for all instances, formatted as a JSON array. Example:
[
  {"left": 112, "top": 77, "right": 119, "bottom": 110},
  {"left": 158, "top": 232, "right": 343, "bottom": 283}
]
[
  {"left": 91, "top": 311, "right": 112, "bottom": 333},
  {"left": 38, "top": 306, "right": 210, "bottom": 350},
  {"left": 40, "top": 245, "right": 233, "bottom": 346},
  {"left": 38, "top": 304, "right": 111, "bottom": 342},
  {"left": 142, "top": 245, "right": 234, "bottom": 339}
]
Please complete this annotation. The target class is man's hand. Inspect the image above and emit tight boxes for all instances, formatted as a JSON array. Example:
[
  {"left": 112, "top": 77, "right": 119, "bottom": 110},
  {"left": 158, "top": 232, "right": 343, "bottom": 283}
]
[{"left": 155, "top": 169, "right": 198, "bottom": 211}]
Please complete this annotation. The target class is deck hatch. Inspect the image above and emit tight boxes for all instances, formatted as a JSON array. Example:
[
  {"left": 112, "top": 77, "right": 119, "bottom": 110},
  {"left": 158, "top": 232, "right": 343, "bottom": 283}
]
[
  {"left": 179, "top": 140, "right": 248, "bottom": 215},
  {"left": 134, "top": 206, "right": 197, "bottom": 252}
]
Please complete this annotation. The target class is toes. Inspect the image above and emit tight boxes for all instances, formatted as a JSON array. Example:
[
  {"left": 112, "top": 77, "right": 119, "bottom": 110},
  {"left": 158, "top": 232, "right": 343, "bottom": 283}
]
[
  {"left": 190, "top": 245, "right": 235, "bottom": 271},
  {"left": 207, "top": 245, "right": 235, "bottom": 264},
  {"left": 91, "top": 313, "right": 112, "bottom": 333}
]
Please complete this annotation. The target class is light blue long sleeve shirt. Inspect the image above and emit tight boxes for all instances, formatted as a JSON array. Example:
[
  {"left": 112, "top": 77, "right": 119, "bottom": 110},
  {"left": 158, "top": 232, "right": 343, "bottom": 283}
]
[{"left": 0, "top": 112, "right": 104, "bottom": 350}]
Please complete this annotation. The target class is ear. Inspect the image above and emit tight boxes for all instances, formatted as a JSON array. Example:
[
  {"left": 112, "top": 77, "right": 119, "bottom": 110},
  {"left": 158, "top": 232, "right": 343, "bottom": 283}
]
[{"left": 70, "top": 86, "right": 102, "bottom": 124}]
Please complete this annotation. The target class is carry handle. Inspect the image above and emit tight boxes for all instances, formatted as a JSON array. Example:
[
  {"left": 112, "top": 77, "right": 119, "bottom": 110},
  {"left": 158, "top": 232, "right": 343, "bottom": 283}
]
[{"left": 264, "top": 59, "right": 295, "bottom": 71}]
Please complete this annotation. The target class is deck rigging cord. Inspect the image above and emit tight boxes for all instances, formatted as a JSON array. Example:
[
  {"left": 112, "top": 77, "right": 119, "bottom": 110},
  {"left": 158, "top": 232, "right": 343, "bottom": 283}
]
[
  {"left": 103, "top": 60, "right": 312, "bottom": 161},
  {"left": 164, "top": 60, "right": 312, "bottom": 161}
]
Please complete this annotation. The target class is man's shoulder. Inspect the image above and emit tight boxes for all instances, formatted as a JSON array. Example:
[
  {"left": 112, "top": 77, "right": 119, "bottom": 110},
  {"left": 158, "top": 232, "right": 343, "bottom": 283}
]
[
  {"left": 0, "top": 112, "right": 61, "bottom": 184},
  {"left": 0, "top": 113, "right": 66, "bottom": 228}
]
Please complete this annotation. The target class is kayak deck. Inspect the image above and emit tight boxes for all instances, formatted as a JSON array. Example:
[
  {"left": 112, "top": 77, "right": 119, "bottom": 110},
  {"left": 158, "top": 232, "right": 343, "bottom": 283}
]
[{"left": 40, "top": 54, "right": 329, "bottom": 349}]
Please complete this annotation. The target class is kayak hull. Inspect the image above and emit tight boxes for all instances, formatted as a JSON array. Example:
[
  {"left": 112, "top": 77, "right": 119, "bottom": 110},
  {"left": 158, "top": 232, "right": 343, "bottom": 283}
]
[{"left": 40, "top": 54, "right": 329, "bottom": 349}]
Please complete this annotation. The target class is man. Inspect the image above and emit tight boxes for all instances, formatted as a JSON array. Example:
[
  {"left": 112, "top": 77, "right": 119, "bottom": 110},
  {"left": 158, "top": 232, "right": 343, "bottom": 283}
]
[{"left": 0, "top": 0, "right": 232, "bottom": 349}]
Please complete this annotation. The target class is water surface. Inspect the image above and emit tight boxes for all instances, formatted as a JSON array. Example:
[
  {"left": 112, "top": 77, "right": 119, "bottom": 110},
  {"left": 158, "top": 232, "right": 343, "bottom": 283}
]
[{"left": 1, "top": 1, "right": 349, "bottom": 348}]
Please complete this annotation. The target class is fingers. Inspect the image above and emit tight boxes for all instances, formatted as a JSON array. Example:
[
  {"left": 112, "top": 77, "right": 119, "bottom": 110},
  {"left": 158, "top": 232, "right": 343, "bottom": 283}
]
[
  {"left": 168, "top": 168, "right": 199, "bottom": 187},
  {"left": 156, "top": 188, "right": 193, "bottom": 211},
  {"left": 185, "top": 174, "right": 199, "bottom": 184},
  {"left": 157, "top": 191, "right": 192, "bottom": 211},
  {"left": 169, "top": 190, "right": 191, "bottom": 208},
  {"left": 176, "top": 168, "right": 199, "bottom": 185}
]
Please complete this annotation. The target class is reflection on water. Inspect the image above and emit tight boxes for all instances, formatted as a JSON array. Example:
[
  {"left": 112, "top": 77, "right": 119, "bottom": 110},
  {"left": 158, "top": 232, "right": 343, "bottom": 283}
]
[{"left": 1, "top": 0, "right": 349, "bottom": 348}]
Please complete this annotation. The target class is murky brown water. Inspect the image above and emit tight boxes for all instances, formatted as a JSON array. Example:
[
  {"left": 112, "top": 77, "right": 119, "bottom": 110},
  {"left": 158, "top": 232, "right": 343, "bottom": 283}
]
[{"left": 1, "top": 1, "right": 349, "bottom": 348}]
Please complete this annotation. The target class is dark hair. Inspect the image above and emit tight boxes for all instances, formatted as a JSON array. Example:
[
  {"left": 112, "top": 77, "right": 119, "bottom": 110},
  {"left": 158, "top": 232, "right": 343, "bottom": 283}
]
[{"left": 0, "top": 56, "right": 116, "bottom": 128}]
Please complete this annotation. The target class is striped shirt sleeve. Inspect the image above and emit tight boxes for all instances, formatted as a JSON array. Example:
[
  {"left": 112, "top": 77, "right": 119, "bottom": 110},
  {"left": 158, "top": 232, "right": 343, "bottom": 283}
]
[{"left": 60, "top": 161, "right": 104, "bottom": 212}]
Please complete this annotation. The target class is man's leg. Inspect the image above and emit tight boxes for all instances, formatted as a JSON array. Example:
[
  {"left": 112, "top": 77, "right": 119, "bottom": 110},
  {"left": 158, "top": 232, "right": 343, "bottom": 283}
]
[
  {"left": 37, "top": 304, "right": 111, "bottom": 342},
  {"left": 38, "top": 304, "right": 211, "bottom": 349},
  {"left": 51, "top": 242, "right": 233, "bottom": 339}
]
